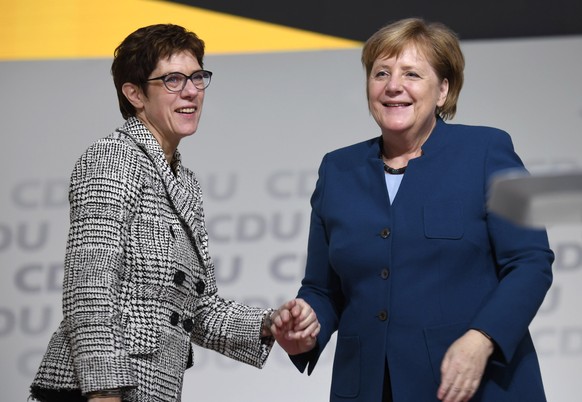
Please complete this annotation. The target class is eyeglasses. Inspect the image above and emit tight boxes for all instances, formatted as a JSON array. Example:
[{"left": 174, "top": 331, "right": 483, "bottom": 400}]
[{"left": 146, "top": 70, "right": 213, "bottom": 92}]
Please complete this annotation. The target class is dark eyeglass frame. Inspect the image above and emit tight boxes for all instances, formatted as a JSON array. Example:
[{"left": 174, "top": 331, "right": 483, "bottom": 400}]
[{"left": 146, "top": 70, "right": 213, "bottom": 92}]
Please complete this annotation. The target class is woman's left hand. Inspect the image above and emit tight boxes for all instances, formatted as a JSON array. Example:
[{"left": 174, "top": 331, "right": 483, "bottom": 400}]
[
  {"left": 437, "top": 329, "right": 495, "bottom": 402},
  {"left": 270, "top": 298, "right": 320, "bottom": 355}
]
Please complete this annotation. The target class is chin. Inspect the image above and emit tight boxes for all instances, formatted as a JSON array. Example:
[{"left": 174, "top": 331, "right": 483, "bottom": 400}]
[
  {"left": 181, "top": 130, "right": 197, "bottom": 138},
  {"left": 380, "top": 123, "right": 412, "bottom": 133},
  {"left": 181, "top": 123, "right": 200, "bottom": 136}
]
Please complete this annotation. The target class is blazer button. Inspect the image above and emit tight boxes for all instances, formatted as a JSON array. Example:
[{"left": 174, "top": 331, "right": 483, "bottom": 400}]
[
  {"left": 380, "top": 269, "right": 390, "bottom": 279},
  {"left": 377, "top": 310, "right": 388, "bottom": 321},
  {"left": 169, "top": 225, "right": 176, "bottom": 239},
  {"left": 195, "top": 281, "right": 205, "bottom": 295},
  {"left": 170, "top": 312, "right": 180, "bottom": 326},
  {"left": 183, "top": 318, "right": 194, "bottom": 333},
  {"left": 173, "top": 270, "right": 186, "bottom": 285},
  {"left": 380, "top": 228, "right": 391, "bottom": 238}
]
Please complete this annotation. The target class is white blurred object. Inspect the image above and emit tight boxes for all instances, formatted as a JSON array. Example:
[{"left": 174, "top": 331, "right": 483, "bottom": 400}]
[{"left": 488, "top": 169, "right": 582, "bottom": 228}]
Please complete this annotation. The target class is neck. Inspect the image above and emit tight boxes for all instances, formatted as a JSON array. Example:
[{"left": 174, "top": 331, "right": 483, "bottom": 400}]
[
  {"left": 163, "top": 149, "right": 175, "bottom": 165},
  {"left": 136, "top": 115, "right": 178, "bottom": 165},
  {"left": 381, "top": 120, "right": 435, "bottom": 167},
  {"left": 152, "top": 134, "right": 178, "bottom": 165}
]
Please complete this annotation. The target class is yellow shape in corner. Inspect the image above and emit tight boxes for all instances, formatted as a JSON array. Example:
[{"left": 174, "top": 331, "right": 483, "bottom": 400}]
[{"left": 0, "top": 0, "right": 361, "bottom": 60}]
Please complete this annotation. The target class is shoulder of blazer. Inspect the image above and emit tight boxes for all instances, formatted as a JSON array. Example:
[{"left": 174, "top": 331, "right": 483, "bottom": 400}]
[
  {"left": 413, "top": 120, "right": 515, "bottom": 161},
  {"left": 70, "top": 134, "right": 152, "bottom": 219},
  {"left": 73, "top": 134, "right": 148, "bottom": 177},
  {"left": 433, "top": 120, "right": 511, "bottom": 146},
  {"left": 81, "top": 131, "right": 149, "bottom": 161},
  {"left": 325, "top": 136, "right": 380, "bottom": 168}
]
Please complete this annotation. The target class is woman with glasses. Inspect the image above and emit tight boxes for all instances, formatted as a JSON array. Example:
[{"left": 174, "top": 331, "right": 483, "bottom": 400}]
[
  {"left": 280, "top": 18, "right": 553, "bottom": 402},
  {"left": 29, "top": 24, "right": 319, "bottom": 402}
]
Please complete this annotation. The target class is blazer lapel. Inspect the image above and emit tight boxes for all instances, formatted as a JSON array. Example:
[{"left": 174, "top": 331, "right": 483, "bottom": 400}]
[
  {"left": 366, "top": 137, "right": 392, "bottom": 205},
  {"left": 117, "top": 118, "right": 202, "bottom": 242}
]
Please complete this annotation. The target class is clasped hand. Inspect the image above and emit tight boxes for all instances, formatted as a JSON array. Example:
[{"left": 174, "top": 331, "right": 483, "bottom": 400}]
[{"left": 269, "top": 298, "right": 320, "bottom": 356}]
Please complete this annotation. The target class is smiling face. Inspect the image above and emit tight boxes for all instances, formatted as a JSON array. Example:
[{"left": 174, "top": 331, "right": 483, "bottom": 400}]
[
  {"left": 368, "top": 45, "right": 449, "bottom": 138},
  {"left": 123, "top": 51, "right": 205, "bottom": 154}
]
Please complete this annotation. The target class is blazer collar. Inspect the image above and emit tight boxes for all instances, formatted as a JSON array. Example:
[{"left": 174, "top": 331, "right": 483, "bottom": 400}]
[
  {"left": 419, "top": 117, "right": 447, "bottom": 156},
  {"left": 117, "top": 117, "right": 182, "bottom": 174},
  {"left": 368, "top": 117, "right": 448, "bottom": 161},
  {"left": 116, "top": 117, "right": 201, "bottom": 237}
]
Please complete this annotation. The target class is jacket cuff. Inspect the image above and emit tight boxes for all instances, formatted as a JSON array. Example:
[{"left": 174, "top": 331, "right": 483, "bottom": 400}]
[
  {"left": 74, "top": 354, "right": 136, "bottom": 394},
  {"left": 289, "top": 341, "right": 321, "bottom": 375}
]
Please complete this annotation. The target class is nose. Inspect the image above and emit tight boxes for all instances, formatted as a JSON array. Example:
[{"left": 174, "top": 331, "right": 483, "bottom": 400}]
[
  {"left": 384, "top": 75, "right": 403, "bottom": 92},
  {"left": 181, "top": 78, "right": 201, "bottom": 96}
]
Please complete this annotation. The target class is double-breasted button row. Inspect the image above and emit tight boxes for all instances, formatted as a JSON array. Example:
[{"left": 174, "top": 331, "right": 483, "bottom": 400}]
[
  {"left": 173, "top": 270, "right": 186, "bottom": 285},
  {"left": 182, "top": 318, "right": 194, "bottom": 332},
  {"left": 169, "top": 312, "right": 195, "bottom": 333},
  {"left": 173, "top": 270, "right": 205, "bottom": 295},
  {"left": 170, "top": 312, "right": 180, "bottom": 326}
]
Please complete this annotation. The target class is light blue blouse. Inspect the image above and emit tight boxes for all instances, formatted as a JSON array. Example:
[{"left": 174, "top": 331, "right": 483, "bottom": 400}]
[{"left": 385, "top": 172, "right": 404, "bottom": 204}]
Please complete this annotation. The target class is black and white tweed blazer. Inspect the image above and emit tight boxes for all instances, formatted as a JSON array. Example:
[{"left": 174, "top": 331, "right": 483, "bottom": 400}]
[{"left": 30, "top": 118, "right": 273, "bottom": 401}]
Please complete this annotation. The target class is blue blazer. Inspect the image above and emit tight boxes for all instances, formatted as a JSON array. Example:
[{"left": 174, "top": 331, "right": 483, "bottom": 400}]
[{"left": 292, "top": 119, "right": 554, "bottom": 401}]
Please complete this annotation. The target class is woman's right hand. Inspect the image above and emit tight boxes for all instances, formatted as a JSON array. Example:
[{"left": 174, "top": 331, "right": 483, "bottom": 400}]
[{"left": 270, "top": 298, "right": 320, "bottom": 355}]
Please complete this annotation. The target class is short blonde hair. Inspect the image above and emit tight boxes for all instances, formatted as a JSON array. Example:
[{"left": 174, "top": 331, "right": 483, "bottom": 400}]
[{"left": 362, "top": 18, "right": 465, "bottom": 120}]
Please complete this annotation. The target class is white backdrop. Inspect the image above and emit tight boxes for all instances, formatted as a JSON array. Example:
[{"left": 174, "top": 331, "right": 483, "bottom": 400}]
[{"left": 1, "top": 35, "right": 581, "bottom": 401}]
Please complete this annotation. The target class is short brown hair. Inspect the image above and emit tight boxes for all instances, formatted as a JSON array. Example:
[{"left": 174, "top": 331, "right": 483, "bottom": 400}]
[
  {"left": 111, "top": 24, "right": 206, "bottom": 119},
  {"left": 361, "top": 18, "right": 464, "bottom": 120}
]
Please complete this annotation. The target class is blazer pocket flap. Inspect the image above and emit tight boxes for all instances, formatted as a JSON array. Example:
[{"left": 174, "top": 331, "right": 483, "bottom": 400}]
[
  {"left": 424, "top": 200, "right": 464, "bottom": 239},
  {"left": 331, "top": 336, "right": 361, "bottom": 398}
]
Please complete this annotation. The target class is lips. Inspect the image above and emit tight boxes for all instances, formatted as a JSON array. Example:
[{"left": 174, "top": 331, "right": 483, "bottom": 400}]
[
  {"left": 176, "top": 107, "right": 196, "bottom": 114},
  {"left": 382, "top": 102, "right": 411, "bottom": 107}
]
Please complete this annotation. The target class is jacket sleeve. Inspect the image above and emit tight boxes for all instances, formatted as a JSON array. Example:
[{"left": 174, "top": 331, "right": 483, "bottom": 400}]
[
  {"left": 470, "top": 130, "right": 554, "bottom": 364},
  {"left": 190, "top": 291, "right": 274, "bottom": 368},
  {"left": 188, "top": 185, "right": 274, "bottom": 369},
  {"left": 291, "top": 155, "right": 345, "bottom": 375},
  {"left": 63, "top": 139, "right": 142, "bottom": 393}
]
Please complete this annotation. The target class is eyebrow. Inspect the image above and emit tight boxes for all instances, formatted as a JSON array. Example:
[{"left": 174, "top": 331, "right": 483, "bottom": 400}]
[{"left": 373, "top": 63, "right": 426, "bottom": 72}]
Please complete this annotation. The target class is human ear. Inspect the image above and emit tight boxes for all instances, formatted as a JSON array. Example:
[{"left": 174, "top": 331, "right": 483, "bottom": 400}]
[
  {"left": 437, "top": 78, "right": 449, "bottom": 107},
  {"left": 122, "top": 82, "right": 145, "bottom": 110}
]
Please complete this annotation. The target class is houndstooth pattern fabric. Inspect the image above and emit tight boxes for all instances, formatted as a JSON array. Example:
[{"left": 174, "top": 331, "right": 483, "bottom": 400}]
[{"left": 30, "top": 117, "right": 273, "bottom": 401}]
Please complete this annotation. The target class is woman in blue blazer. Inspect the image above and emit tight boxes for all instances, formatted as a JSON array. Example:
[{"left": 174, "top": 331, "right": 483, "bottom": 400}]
[{"left": 286, "top": 18, "right": 554, "bottom": 402}]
